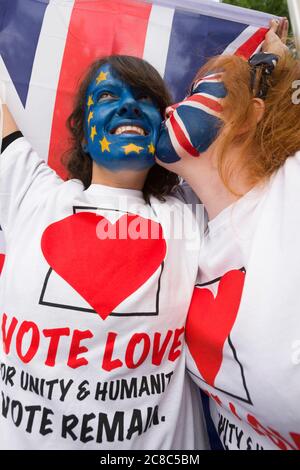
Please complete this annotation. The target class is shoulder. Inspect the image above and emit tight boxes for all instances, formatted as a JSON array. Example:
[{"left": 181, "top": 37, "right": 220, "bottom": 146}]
[
  {"left": 271, "top": 151, "right": 300, "bottom": 188},
  {"left": 1, "top": 134, "right": 29, "bottom": 160}
]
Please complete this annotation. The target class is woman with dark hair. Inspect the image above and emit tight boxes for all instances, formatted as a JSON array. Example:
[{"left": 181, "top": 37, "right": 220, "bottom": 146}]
[
  {"left": 0, "top": 55, "right": 207, "bottom": 450},
  {"left": 156, "top": 20, "right": 300, "bottom": 450},
  {"left": 65, "top": 55, "right": 179, "bottom": 202}
]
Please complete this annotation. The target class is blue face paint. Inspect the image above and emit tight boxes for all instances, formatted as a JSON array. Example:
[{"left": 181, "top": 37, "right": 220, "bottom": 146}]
[
  {"left": 156, "top": 73, "right": 227, "bottom": 164},
  {"left": 84, "top": 64, "right": 162, "bottom": 171}
]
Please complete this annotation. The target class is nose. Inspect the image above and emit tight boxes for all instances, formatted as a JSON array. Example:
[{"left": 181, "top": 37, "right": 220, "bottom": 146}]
[{"left": 117, "top": 97, "right": 142, "bottom": 119}]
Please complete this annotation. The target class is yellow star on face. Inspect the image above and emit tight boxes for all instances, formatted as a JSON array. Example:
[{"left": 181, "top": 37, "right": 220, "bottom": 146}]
[
  {"left": 90, "top": 125, "right": 97, "bottom": 142},
  {"left": 122, "top": 143, "right": 144, "bottom": 155},
  {"left": 87, "top": 111, "right": 94, "bottom": 126},
  {"left": 96, "top": 71, "right": 109, "bottom": 84},
  {"left": 148, "top": 142, "right": 155, "bottom": 155},
  {"left": 87, "top": 95, "right": 94, "bottom": 107},
  {"left": 100, "top": 136, "right": 111, "bottom": 152}
]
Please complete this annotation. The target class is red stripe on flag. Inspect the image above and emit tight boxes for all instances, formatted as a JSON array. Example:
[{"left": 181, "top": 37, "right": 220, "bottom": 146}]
[
  {"left": 235, "top": 27, "right": 268, "bottom": 59},
  {"left": 170, "top": 114, "right": 199, "bottom": 157},
  {"left": 187, "top": 94, "right": 223, "bottom": 113},
  {"left": 0, "top": 254, "right": 5, "bottom": 274},
  {"left": 48, "top": 0, "right": 152, "bottom": 178}
]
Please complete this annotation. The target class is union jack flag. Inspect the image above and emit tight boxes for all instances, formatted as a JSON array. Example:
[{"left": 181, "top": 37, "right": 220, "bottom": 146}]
[{"left": 0, "top": 0, "right": 277, "bottom": 270}]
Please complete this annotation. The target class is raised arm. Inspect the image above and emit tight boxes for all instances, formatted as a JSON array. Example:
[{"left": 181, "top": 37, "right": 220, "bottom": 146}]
[
  {"left": 2, "top": 105, "right": 19, "bottom": 139},
  {"left": 1, "top": 80, "right": 19, "bottom": 147}
]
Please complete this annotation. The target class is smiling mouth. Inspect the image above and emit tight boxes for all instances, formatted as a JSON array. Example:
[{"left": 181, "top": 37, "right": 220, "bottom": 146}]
[{"left": 110, "top": 125, "right": 148, "bottom": 136}]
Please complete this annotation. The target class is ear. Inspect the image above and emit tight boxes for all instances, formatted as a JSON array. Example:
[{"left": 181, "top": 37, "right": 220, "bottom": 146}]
[
  {"left": 81, "top": 139, "right": 88, "bottom": 153},
  {"left": 252, "top": 98, "right": 265, "bottom": 124}
]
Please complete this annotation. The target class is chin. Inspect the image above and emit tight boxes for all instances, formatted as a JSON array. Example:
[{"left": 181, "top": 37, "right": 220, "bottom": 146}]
[
  {"left": 107, "top": 158, "right": 155, "bottom": 173},
  {"left": 155, "top": 157, "right": 183, "bottom": 175},
  {"left": 155, "top": 157, "right": 169, "bottom": 170}
]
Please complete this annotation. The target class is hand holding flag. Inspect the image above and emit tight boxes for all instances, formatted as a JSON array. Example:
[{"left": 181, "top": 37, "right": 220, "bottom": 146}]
[{"left": 262, "top": 18, "right": 289, "bottom": 56}]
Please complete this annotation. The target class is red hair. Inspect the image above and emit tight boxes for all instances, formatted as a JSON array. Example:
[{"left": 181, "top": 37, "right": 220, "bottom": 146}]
[{"left": 194, "top": 53, "right": 300, "bottom": 191}]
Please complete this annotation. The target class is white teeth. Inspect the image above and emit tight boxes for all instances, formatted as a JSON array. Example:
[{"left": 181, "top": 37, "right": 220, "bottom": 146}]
[{"left": 114, "top": 125, "right": 146, "bottom": 136}]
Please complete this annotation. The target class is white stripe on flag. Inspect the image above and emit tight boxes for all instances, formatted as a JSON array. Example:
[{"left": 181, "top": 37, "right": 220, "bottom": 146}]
[
  {"left": 182, "top": 100, "right": 221, "bottom": 118},
  {"left": 143, "top": 4, "right": 174, "bottom": 78},
  {"left": 222, "top": 25, "right": 260, "bottom": 55},
  {"left": 174, "top": 110, "right": 194, "bottom": 146},
  {"left": 25, "top": 0, "right": 74, "bottom": 161},
  {"left": 166, "top": 118, "right": 192, "bottom": 160},
  {"left": 193, "top": 76, "right": 223, "bottom": 89}
]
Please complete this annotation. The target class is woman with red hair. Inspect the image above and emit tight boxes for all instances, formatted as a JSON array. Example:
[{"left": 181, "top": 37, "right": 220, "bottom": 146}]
[{"left": 156, "top": 20, "right": 300, "bottom": 450}]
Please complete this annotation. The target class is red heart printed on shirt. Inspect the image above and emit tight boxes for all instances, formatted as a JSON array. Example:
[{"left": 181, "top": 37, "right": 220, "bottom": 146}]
[
  {"left": 41, "top": 212, "right": 166, "bottom": 320},
  {"left": 0, "top": 254, "right": 5, "bottom": 274},
  {"left": 186, "top": 270, "right": 245, "bottom": 387}
]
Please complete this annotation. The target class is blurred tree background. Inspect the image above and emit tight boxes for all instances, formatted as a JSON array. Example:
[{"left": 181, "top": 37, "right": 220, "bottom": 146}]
[{"left": 222, "top": 0, "right": 289, "bottom": 18}]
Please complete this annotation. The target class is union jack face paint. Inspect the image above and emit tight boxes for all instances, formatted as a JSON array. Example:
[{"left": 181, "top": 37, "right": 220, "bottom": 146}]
[{"left": 156, "top": 73, "right": 227, "bottom": 164}]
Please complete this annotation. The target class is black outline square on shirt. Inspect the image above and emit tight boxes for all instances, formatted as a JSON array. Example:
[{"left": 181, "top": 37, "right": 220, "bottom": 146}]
[{"left": 38, "top": 205, "right": 164, "bottom": 317}]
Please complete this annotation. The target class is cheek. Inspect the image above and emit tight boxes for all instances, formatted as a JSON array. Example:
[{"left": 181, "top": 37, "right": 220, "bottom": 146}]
[
  {"left": 90, "top": 106, "right": 106, "bottom": 125},
  {"left": 156, "top": 126, "right": 180, "bottom": 163},
  {"left": 146, "top": 107, "right": 162, "bottom": 131},
  {"left": 176, "top": 106, "right": 222, "bottom": 154},
  {"left": 85, "top": 106, "right": 109, "bottom": 142}
]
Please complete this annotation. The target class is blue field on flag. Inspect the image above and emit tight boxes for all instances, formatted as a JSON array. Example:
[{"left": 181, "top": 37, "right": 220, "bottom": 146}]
[
  {"left": 0, "top": 0, "right": 49, "bottom": 106},
  {"left": 164, "top": 10, "right": 249, "bottom": 101}
]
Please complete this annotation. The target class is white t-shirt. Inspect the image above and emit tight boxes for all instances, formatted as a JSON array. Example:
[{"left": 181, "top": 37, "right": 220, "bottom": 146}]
[
  {"left": 0, "top": 137, "right": 207, "bottom": 450},
  {"left": 186, "top": 152, "right": 300, "bottom": 450}
]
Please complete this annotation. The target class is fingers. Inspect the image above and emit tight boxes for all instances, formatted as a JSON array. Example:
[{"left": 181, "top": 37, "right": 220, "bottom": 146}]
[
  {"left": 269, "top": 18, "right": 280, "bottom": 34},
  {"left": 262, "top": 23, "right": 288, "bottom": 57},
  {"left": 280, "top": 18, "right": 289, "bottom": 44},
  {"left": 269, "top": 18, "right": 289, "bottom": 44}
]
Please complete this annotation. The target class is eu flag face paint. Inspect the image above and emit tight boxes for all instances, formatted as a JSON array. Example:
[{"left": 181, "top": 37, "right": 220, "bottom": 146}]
[
  {"left": 156, "top": 73, "right": 227, "bottom": 164},
  {"left": 84, "top": 64, "right": 162, "bottom": 171}
]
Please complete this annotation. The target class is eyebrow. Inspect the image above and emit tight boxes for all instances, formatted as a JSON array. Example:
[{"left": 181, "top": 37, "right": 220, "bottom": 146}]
[{"left": 92, "top": 79, "right": 121, "bottom": 88}]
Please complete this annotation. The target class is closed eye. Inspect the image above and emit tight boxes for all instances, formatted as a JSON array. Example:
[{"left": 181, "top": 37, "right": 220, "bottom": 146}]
[
  {"left": 136, "top": 94, "right": 154, "bottom": 104},
  {"left": 191, "top": 84, "right": 200, "bottom": 95}
]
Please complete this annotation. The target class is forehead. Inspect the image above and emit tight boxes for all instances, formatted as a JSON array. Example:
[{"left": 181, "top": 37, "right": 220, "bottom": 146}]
[{"left": 88, "top": 64, "right": 125, "bottom": 90}]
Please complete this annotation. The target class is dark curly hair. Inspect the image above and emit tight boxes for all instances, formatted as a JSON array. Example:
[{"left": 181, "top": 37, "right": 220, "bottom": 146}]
[{"left": 64, "top": 55, "right": 179, "bottom": 203}]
